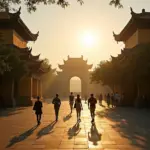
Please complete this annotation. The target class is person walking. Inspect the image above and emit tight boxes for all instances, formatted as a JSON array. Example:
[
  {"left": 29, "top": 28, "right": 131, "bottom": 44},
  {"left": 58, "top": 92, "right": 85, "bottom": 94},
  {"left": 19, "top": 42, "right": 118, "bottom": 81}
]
[
  {"left": 111, "top": 93, "right": 115, "bottom": 107},
  {"left": 99, "top": 93, "right": 103, "bottom": 105},
  {"left": 88, "top": 94, "right": 97, "bottom": 123},
  {"left": 52, "top": 94, "right": 61, "bottom": 121},
  {"left": 85, "top": 95, "right": 88, "bottom": 103},
  {"left": 33, "top": 96, "right": 43, "bottom": 125},
  {"left": 75, "top": 94, "right": 83, "bottom": 122},
  {"left": 69, "top": 92, "right": 74, "bottom": 113},
  {"left": 106, "top": 93, "right": 111, "bottom": 107}
]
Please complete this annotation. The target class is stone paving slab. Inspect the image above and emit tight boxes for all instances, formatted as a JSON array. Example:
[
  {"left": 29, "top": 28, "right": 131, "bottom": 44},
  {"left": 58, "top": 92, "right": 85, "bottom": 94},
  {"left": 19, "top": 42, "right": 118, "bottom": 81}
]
[{"left": 0, "top": 99, "right": 150, "bottom": 150}]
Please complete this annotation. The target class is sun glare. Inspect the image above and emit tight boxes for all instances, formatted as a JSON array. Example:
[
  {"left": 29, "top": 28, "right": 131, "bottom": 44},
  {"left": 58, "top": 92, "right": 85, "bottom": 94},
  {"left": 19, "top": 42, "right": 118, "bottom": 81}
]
[{"left": 80, "top": 31, "right": 99, "bottom": 48}]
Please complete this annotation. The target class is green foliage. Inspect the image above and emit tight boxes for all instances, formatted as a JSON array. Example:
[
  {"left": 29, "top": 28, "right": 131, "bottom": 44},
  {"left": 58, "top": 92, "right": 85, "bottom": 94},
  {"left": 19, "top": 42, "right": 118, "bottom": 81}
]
[
  {"left": 0, "top": 0, "right": 122, "bottom": 13},
  {"left": 0, "top": 45, "right": 28, "bottom": 79},
  {"left": 109, "top": 0, "right": 123, "bottom": 8},
  {"left": 91, "top": 44, "right": 150, "bottom": 86}
]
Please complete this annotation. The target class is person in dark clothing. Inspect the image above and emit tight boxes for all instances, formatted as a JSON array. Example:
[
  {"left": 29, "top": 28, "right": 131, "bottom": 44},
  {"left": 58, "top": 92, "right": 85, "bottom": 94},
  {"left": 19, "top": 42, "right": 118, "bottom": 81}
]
[
  {"left": 106, "top": 93, "right": 111, "bottom": 107},
  {"left": 69, "top": 92, "right": 74, "bottom": 113},
  {"left": 52, "top": 94, "right": 61, "bottom": 121},
  {"left": 99, "top": 93, "right": 103, "bottom": 105},
  {"left": 111, "top": 93, "right": 115, "bottom": 107},
  {"left": 75, "top": 94, "right": 83, "bottom": 122},
  {"left": 88, "top": 94, "right": 97, "bottom": 123},
  {"left": 33, "top": 96, "right": 43, "bottom": 125}
]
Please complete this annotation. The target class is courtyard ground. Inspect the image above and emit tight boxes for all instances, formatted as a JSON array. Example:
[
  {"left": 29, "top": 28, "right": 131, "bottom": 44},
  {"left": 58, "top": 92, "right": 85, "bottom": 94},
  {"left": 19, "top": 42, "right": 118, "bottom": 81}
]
[{"left": 0, "top": 99, "right": 150, "bottom": 150}]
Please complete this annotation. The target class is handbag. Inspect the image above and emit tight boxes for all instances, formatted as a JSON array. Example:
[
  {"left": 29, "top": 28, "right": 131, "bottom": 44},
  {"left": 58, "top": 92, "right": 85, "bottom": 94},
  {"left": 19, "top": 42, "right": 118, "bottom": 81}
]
[
  {"left": 74, "top": 103, "right": 76, "bottom": 108},
  {"left": 33, "top": 104, "right": 36, "bottom": 110}
]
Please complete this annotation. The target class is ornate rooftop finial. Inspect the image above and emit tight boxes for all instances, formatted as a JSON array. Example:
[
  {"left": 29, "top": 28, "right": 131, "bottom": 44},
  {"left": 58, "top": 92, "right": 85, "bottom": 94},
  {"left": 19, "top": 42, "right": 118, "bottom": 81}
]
[
  {"left": 37, "top": 31, "right": 39, "bottom": 36},
  {"left": 130, "top": 7, "right": 134, "bottom": 15},
  {"left": 63, "top": 59, "right": 66, "bottom": 64},
  {"left": 113, "top": 31, "right": 115, "bottom": 36},
  {"left": 16, "top": 7, "right": 21, "bottom": 16},
  {"left": 29, "top": 47, "right": 32, "bottom": 52},
  {"left": 142, "top": 8, "right": 145, "bottom": 13}
]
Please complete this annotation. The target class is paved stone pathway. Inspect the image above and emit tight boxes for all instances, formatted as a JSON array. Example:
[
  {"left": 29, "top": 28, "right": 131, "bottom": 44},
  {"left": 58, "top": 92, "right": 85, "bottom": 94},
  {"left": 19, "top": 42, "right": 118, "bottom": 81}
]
[{"left": 0, "top": 99, "right": 150, "bottom": 150}]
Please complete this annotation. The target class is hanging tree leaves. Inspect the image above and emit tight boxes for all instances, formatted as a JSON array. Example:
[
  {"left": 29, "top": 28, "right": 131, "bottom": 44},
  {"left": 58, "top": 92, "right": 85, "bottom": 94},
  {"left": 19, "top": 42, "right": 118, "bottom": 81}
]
[{"left": 0, "top": 0, "right": 123, "bottom": 13}]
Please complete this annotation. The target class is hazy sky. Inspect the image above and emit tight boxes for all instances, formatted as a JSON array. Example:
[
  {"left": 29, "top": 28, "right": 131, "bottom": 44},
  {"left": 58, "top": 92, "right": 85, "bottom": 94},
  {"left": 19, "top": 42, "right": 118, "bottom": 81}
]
[{"left": 20, "top": 0, "right": 150, "bottom": 70}]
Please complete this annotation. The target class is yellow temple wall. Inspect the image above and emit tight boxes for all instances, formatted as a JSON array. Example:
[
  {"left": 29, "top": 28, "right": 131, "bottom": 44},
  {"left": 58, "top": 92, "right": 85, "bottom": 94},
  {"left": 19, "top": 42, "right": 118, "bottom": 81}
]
[
  {"left": 124, "top": 30, "right": 138, "bottom": 48},
  {"left": 0, "top": 29, "right": 13, "bottom": 44},
  {"left": 138, "top": 29, "right": 150, "bottom": 44},
  {"left": 0, "top": 29, "right": 27, "bottom": 48},
  {"left": 13, "top": 30, "right": 27, "bottom": 48}
]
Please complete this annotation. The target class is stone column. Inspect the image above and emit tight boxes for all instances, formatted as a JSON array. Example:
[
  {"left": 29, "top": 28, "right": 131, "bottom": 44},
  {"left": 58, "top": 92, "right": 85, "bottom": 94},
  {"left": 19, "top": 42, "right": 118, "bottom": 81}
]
[
  {"left": 38, "top": 80, "right": 43, "bottom": 99},
  {"left": 18, "top": 77, "right": 33, "bottom": 106},
  {"left": 32, "top": 78, "right": 38, "bottom": 98}
]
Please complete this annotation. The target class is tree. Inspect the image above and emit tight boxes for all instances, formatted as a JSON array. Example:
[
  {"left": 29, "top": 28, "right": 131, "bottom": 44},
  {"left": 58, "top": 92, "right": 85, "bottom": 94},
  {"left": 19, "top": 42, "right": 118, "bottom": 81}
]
[
  {"left": 91, "top": 43, "right": 150, "bottom": 106},
  {"left": 0, "top": 0, "right": 122, "bottom": 13}
]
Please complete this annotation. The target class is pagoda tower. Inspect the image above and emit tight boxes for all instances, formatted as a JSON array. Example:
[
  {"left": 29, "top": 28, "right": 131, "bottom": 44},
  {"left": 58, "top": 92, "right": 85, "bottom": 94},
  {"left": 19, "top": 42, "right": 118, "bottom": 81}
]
[
  {"left": 113, "top": 8, "right": 150, "bottom": 48},
  {"left": 0, "top": 8, "right": 49, "bottom": 107}
]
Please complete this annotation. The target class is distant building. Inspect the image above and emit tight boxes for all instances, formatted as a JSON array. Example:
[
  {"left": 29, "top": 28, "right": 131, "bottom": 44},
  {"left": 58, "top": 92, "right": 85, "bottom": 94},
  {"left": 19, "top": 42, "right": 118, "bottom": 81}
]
[
  {"left": 47, "top": 55, "right": 112, "bottom": 98},
  {"left": 0, "top": 8, "right": 49, "bottom": 107}
]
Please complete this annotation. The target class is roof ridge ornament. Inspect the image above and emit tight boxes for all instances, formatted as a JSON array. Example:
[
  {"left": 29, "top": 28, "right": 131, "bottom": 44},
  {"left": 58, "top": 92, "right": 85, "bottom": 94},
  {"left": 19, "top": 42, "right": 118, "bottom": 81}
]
[
  {"left": 142, "top": 8, "right": 145, "bottom": 13},
  {"left": 130, "top": 7, "right": 135, "bottom": 15},
  {"left": 113, "top": 31, "right": 115, "bottom": 36},
  {"left": 16, "top": 7, "right": 21, "bottom": 16}
]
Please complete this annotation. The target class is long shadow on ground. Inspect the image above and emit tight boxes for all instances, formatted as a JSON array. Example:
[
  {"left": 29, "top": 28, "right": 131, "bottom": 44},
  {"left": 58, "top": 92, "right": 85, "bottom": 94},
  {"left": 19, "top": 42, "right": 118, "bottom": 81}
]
[
  {"left": 36, "top": 121, "right": 57, "bottom": 139},
  {"left": 6, "top": 125, "right": 38, "bottom": 148},
  {"left": 68, "top": 122, "right": 81, "bottom": 139},
  {"left": 0, "top": 107, "right": 27, "bottom": 117},
  {"left": 97, "top": 107, "right": 150, "bottom": 149},
  {"left": 63, "top": 113, "right": 72, "bottom": 122},
  {"left": 88, "top": 124, "right": 101, "bottom": 145}
]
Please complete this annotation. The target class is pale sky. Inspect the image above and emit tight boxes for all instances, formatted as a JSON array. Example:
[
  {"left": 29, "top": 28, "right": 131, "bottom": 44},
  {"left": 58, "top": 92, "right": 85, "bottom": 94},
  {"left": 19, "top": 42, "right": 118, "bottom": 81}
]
[{"left": 20, "top": 0, "right": 150, "bottom": 70}]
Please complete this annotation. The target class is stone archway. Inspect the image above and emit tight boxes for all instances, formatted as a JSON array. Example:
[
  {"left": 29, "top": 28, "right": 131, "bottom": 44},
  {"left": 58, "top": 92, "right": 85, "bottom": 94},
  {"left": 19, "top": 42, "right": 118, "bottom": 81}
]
[
  {"left": 56, "top": 55, "right": 92, "bottom": 97},
  {"left": 70, "top": 76, "right": 81, "bottom": 95}
]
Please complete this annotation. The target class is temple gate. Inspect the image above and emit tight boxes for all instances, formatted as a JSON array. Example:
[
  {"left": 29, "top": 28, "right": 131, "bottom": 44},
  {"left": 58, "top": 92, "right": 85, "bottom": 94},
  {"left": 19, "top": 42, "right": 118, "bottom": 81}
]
[{"left": 56, "top": 55, "right": 92, "bottom": 97}]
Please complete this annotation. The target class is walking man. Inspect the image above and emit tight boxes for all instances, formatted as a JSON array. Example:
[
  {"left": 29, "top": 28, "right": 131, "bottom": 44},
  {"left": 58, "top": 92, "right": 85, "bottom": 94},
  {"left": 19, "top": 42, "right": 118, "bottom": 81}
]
[
  {"left": 52, "top": 94, "right": 61, "bottom": 121},
  {"left": 88, "top": 94, "right": 97, "bottom": 123},
  {"left": 69, "top": 92, "right": 74, "bottom": 113},
  {"left": 99, "top": 93, "right": 103, "bottom": 105},
  {"left": 33, "top": 96, "right": 43, "bottom": 125},
  {"left": 106, "top": 93, "right": 111, "bottom": 107}
]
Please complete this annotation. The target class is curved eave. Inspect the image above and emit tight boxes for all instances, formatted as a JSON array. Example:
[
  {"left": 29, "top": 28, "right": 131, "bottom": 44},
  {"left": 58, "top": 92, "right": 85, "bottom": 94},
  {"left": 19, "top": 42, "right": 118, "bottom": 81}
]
[
  {"left": 58, "top": 64, "right": 64, "bottom": 70},
  {"left": 113, "top": 32, "right": 121, "bottom": 42},
  {"left": 113, "top": 8, "right": 150, "bottom": 42},
  {"left": 16, "top": 18, "right": 39, "bottom": 41},
  {"left": 30, "top": 54, "right": 40, "bottom": 60},
  {"left": 2, "top": 8, "right": 39, "bottom": 41},
  {"left": 88, "top": 64, "right": 93, "bottom": 69}
]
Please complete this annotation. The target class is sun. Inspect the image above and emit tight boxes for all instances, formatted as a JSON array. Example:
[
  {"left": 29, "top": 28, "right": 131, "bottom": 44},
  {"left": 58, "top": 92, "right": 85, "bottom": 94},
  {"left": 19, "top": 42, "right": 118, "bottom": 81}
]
[{"left": 80, "top": 32, "right": 98, "bottom": 48}]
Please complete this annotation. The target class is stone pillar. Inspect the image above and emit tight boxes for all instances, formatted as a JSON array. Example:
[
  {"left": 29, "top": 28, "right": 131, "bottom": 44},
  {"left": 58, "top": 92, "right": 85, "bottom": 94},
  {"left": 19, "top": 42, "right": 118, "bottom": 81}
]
[
  {"left": 38, "top": 80, "right": 40, "bottom": 97},
  {"left": 38, "top": 80, "right": 43, "bottom": 99},
  {"left": 32, "top": 78, "right": 38, "bottom": 98},
  {"left": 18, "top": 77, "right": 33, "bottom": 106},
  {"left": 41, "top": 81, "right": 43, "bottom": 98}
]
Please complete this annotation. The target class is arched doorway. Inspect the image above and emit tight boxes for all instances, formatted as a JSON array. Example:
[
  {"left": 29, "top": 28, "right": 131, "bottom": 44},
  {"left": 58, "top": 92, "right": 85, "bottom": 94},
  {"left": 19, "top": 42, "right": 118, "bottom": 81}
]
[{"left": 70, "top": 76, "right": 81, "bottom": 95}]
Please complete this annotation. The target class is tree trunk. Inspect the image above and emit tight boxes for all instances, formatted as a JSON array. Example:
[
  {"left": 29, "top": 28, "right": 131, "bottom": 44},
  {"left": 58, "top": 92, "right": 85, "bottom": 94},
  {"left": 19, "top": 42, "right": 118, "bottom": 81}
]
[
  {"left": 134, "top": 83, "right": 140, "bottom": 108},
  {"left": 11, "top": 78, "right": 16, "bottom": 108}
]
